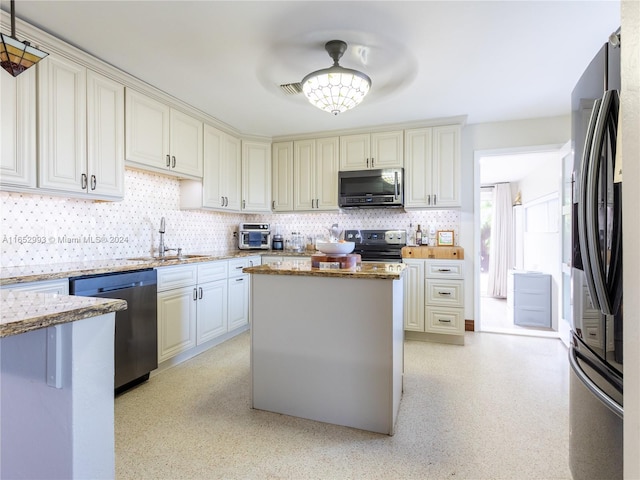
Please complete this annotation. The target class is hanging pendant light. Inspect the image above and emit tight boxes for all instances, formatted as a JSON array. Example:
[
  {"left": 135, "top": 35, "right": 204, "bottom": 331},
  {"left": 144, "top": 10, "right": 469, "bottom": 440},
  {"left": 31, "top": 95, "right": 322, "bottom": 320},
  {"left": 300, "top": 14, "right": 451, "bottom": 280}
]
[
  {"left": 301, "top": 40, "right": 371, "bottom": 116},
  {"left": 1, "top": 0, "right": 49, "bottom": 77}
]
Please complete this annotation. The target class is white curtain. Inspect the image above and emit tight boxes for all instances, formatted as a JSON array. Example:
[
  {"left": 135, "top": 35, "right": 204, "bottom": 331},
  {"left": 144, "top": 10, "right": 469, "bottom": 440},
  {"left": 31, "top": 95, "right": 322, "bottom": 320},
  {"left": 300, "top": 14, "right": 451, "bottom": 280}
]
[{"left": 487, "top": 183, "right": 513, "bottom": 298}]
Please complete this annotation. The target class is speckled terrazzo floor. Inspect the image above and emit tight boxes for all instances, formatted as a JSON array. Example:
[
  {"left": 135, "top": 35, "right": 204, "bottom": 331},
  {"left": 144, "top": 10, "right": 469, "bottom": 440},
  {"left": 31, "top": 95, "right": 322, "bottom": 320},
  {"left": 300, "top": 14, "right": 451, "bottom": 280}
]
[{"left": 115, "top": 331, "right": 571, "bottom": 479}]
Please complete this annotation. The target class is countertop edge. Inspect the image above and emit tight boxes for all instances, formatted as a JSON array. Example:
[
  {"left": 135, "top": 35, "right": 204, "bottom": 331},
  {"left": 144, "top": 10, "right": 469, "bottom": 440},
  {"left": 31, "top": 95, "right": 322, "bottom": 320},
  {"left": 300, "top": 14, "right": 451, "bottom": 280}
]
[{"left": 1, "top": 295, "right": 127, "bottom": 338}]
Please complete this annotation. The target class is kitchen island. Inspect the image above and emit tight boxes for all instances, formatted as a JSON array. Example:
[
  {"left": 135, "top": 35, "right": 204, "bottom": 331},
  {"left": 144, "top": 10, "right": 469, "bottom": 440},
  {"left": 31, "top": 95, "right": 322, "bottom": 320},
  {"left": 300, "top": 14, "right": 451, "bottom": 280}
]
[
  {"left": 243, "top": 262, "right": 405, "bottom": 435},
  {"left": 1, "top": 289, "right": 126, "bottom": 479}
]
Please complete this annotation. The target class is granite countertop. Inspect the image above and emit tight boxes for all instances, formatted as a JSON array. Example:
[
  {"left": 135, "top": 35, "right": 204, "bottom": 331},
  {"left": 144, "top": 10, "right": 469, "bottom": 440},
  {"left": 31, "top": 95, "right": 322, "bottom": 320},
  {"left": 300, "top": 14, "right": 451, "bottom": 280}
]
[
  {"left": 243, "top": 262, "right": 406, "bottom": 280},
  {"left": 1, "top": 290, "right": 127, "bottom": 338},
  {"left": 0, "top": 250, "right": 263, "bottom": 286}
]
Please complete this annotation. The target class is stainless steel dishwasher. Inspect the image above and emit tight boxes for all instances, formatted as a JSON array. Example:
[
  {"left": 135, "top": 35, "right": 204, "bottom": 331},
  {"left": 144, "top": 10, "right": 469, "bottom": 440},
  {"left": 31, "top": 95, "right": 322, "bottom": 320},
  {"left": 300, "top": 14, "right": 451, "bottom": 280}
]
[{"left": 70, "top": 269, "right": 157, "bottom": 394}]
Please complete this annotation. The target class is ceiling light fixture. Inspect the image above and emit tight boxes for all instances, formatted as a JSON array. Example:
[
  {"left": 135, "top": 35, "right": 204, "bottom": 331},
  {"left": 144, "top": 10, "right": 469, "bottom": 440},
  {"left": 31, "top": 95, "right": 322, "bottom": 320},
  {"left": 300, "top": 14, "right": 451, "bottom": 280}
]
[
  {"left": 0, "top": 0, "right": 49, "bottom": 77},
  {"left": 301, "top": 40, "right": 371, "bottom": 116}
]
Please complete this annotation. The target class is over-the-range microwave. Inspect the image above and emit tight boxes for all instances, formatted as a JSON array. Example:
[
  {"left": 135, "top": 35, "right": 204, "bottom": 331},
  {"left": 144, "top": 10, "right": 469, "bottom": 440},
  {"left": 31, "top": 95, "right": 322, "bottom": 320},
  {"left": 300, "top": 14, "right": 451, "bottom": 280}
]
[{"left": 338, "top": 168, "right": 404, "bottom": 208}]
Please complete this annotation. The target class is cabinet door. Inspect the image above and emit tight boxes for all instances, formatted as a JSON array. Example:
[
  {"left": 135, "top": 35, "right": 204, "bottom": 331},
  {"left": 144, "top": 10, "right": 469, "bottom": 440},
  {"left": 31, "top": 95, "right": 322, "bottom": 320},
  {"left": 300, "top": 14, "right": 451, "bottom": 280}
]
[
  {"left": 1, "top": 67, "right": 36, "bottom": 188},
  {"left": 202, "top": 124, "right": 224, "bottom": 208},
  {"left": 404, "top": 128, "right": 433, "bottom": 208},
  {"left": 125, "top": 89, "right": 170, "bottom": 170},
  {"left": 196, "top": 280, "right": 228, "bottom": 344},
  {"left": 371, "top": 131, "right": 403, "bottom": 169},
  {"left": 86, "top": 70, "right": 124, "bottom": 198},
  {"left": 223, "top": 134, "right": 242, "bottom": 211},
  {"left": 294, "top": 139, "right": 315, "bottom": 210},
  {"left": 38, "top": 55, "right": 87, "bottom": 193},
  {"left": 272, "top": 141, "right": 294, "bottom": 211},
  {"left": 170, "top": 109, "right": 203, "bottom": 177},
  {"left": 241, "top": 140, "right": 271, "bottom": 212},
  {"left": 315, "top": 137, "right": 339, "bottom": 211},
  {"left": 431, "top": 125, "right": 461, "bottom": 207},
  {"left": 339, "top": 133, "right": 370, "bottom": 170},
  {"left": 157, "top": 286, "right": 197, "bottom": 362},
  {"left": 228, "top": 275, "right": 249, "bottom": 330},
  {"left": 403, "top": 259, "right": 425, "bottom": 331}
]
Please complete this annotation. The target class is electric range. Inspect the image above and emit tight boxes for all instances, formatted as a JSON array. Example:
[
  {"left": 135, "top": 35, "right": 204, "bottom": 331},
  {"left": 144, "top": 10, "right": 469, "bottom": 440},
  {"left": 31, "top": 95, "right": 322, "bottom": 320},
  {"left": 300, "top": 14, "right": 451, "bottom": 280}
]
[{"left": 344, "top": 229, "right": 407, "bottom": 263}]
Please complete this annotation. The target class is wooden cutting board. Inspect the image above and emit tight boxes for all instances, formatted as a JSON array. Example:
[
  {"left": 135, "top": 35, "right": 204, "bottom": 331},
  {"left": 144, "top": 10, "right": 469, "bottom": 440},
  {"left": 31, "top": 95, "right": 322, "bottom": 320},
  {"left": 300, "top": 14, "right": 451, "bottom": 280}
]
[{"left": 401, "top": 246, "right": 464, "bottom": 260}]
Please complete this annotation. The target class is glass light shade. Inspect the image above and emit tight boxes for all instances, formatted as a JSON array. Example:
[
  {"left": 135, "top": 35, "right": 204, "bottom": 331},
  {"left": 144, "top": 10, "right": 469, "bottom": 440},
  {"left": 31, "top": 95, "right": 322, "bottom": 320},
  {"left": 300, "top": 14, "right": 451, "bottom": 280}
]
[
  {"left": 0, "top": 33, "right": 48, "bottom": 77},
  {"left": 302, "top": 66, "right": 371, "bottom": 115}
]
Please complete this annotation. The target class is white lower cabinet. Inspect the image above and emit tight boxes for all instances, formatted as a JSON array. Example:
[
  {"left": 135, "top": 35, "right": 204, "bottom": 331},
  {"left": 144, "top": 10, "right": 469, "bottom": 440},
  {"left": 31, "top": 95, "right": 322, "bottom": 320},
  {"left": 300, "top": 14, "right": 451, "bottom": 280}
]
[
  {"left": 0, "top": 278, "right": 69, "bottom": 295},
  {"left": 157, "top": 257, "right": 260, "bottom": 364},
  {"left": 403, "top": 258, "right": 465, "bottom": 344}
]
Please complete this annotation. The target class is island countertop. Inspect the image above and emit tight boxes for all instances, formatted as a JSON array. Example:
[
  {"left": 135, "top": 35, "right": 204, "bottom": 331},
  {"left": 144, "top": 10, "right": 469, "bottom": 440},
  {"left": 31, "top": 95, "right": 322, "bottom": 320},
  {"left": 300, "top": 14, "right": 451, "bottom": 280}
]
[
  {"left": 0, "top": 290, "right": 127, "bottom": 338},
  {"left": 243, "top": 261, "right": 406, "bottom": 280}
]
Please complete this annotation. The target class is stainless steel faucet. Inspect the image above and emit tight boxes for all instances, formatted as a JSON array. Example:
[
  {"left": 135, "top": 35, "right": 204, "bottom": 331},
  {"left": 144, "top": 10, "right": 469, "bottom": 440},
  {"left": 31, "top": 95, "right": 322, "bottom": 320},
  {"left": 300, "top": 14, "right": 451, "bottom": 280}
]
[
  {"left": 158, "top": 217, "right": 182, "bottom": 258},
  {"left": 159, "top": 217, "right": 166, "bottom": 258}
]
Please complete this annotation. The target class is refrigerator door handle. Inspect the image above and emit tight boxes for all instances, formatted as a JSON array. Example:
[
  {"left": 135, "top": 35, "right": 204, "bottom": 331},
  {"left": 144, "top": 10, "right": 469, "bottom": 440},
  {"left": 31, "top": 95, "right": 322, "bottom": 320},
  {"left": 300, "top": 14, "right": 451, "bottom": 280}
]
[
  {"left": 585, "top": 90, "right": 619, "bottom": 315},
  {"left": 577, "top": 97, "right": 602, "bottom": 311},
  {"left": 569, "top": 345, "right": 623, "bottom": 418}
]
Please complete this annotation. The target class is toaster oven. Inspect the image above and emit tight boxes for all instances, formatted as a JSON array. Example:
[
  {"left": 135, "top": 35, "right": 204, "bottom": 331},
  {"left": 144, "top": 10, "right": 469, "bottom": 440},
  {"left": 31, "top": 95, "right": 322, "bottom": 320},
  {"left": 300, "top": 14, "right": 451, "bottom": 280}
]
[{"left": 238, "top": 223, "right": 271, "bottom": 250}]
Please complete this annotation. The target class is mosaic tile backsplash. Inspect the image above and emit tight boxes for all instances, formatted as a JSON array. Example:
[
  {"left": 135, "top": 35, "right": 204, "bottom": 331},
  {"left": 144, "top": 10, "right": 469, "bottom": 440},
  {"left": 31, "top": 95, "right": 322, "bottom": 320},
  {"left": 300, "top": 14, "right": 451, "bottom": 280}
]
[{"left": 1, "top": 169, "right": 460, "bottom": 268}]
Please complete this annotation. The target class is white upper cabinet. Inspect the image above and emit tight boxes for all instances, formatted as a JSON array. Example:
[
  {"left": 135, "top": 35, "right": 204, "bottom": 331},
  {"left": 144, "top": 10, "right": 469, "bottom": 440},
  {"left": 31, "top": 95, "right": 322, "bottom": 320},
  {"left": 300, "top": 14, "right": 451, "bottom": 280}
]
[
  {"left": 294, "top": 137, "right": 339, "bottom": 211},
  {"left": 38, "top": 54, "right": 124, "bottom": 199},
  {"left": 1, "top": 66, "right": 36, "bottom": 189},
  {"left": 86, "top": 70, "right": 125, "bottom": 198},
  {"left": 272, "top": 141, "right": 294, "bottom": 212},
  {"left": 404, "top": 125, "right": 461, "bottom": 208},
  {"left": 241, "top": 140, "right": 272, "bottom": 213},
  {"left": 181, "top": 124, "right": 240, "bottom": 211},
  {"left": 339, "top": 131, "right": 403, "bottom": 171},
  {"left": 125, "top": 89, "right": 203, "bottom": 178}
]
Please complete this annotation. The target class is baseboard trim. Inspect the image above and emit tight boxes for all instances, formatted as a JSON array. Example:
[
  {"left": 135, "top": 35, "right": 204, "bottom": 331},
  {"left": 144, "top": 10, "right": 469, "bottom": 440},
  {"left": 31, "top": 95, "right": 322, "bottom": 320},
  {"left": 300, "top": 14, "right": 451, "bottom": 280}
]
[{"left": 465, "top": 319, "right": 475, "bottom": 332}]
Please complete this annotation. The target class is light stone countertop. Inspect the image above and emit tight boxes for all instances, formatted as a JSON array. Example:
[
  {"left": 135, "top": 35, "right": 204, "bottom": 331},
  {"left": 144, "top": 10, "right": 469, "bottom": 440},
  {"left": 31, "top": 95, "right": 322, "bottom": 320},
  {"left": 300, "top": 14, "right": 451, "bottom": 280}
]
[
  {"left": 0, "top": 250, "right": 269, "bottom": 286},
  {"left": 0, "top": 289, "right": 127, "bottom": 338},
  {"left": 243, "top": 261, "right": 406, "bottom": 280}
]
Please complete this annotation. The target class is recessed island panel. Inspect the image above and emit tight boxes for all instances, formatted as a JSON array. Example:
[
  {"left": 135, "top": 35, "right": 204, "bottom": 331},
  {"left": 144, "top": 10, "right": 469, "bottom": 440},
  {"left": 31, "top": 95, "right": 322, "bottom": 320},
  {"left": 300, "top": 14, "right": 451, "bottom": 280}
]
[{"left": 245, "top": 262, "right": 405, "bottom": 435}]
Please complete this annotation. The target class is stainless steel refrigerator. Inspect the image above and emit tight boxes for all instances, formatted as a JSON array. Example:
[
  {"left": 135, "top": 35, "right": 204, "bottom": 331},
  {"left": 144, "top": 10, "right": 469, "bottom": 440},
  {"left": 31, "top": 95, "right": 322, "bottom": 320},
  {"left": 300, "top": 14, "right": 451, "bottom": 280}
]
[{"left": 569, "top": 29, "right": 623, "bottom": 480}]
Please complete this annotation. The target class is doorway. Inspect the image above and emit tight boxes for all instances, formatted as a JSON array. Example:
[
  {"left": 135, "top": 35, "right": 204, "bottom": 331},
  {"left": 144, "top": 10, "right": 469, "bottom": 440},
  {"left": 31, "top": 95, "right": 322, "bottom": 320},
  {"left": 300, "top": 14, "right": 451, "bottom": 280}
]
[{"left": 474, "top": 145, "right": 566, "bottom": 337}]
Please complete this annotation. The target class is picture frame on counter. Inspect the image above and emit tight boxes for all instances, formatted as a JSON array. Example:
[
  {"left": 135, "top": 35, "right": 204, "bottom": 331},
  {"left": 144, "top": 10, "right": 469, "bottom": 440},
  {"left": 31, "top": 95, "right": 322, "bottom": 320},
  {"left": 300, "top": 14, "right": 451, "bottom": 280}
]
[{"left": 436, "top": 230, "right": 454, "bottom": 246}]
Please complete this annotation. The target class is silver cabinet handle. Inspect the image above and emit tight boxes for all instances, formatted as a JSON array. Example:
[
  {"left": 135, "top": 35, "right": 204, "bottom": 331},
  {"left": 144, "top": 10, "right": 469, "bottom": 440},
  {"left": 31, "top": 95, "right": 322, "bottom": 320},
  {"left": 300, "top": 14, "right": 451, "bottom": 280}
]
[
  {"left": 438, "top": 318, "right": 451, "bottom": 323},
  {"left": 166, "top": 154, "right": 171, "bottom": 167},
  {"left": 434, "top": 194, "right": 437, "bottom": 205},
  {"left": 438, "top": 291, "right": 452, "bottom": 296},
  {"left": 198, "top": 287, "right": 203, "bottom": 300},
  {"left": 242, "top": 200, "right": 246, "bottom": 209},
  {"left": 427, "top": 194, "right": 431, "bottom": 205},
  {"left": 371, "top": 157, "right": 374, "bottom": 168},
  {"left": 236, "top": 277, "right": 244, "bottom": 282},
  {"left": 438, "top": 268, "right": 451, "bottom": 272},
  {"left": 272, "top": 200, "right": 275, "bottom": 210},
  {"left": 221, "top": 196, "right": 225, "bottom": 207},
  {"left": 235, "top": 265, "right": 243, "bottom": 270},
  {"left": 193, "top": 288, "right": 197, "bottom": 301},
  {"left": 90, "top": 175, "right": 97, "bottom": 190},
  {"left": 225, "top": 197, "right": 229, "bottom": 207},
  {"left": 172, "top": 156, "right": 176, "bottom": 168},
  {"left": 81, "top": 173, "right": 88, "bottom": 190}
]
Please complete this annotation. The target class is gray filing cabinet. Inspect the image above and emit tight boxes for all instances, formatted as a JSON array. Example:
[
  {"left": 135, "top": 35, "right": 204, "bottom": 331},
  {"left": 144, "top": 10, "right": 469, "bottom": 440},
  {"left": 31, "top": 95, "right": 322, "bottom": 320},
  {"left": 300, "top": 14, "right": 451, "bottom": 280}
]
[{"left": 508, "top": 271, "right": 551, "bottom": 328}]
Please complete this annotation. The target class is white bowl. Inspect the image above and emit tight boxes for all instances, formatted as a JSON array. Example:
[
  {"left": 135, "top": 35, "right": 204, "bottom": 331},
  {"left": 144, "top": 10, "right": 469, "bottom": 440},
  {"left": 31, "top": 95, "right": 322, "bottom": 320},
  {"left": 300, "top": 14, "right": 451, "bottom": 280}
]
[{"left": 316, "top": 241, "right": 355, "bottom": 255}]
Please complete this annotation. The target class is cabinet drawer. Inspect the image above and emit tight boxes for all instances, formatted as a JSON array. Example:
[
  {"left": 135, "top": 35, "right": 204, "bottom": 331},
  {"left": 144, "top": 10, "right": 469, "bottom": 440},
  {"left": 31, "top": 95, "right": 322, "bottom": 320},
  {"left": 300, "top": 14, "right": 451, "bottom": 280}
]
[
  {"left": 425, "top": 260, "right": 464, "bottom": 279},
  {"left": 157, "top": 264, "right": 197, "bottom": 291},
  {"left": 228, "top": 258, "right": 249, "bottom": 277},
  {"left": 2, "top": 279, "right": 69, "bottom": 295},
  {"left": 197, "top": 261, "right": 228, "bottom": 283},
  {"left": 425, "top": 279, "right": 464, "bottom": 307},
  {"left": 425, "top": 307, "right": 464, "bottom": 335}
]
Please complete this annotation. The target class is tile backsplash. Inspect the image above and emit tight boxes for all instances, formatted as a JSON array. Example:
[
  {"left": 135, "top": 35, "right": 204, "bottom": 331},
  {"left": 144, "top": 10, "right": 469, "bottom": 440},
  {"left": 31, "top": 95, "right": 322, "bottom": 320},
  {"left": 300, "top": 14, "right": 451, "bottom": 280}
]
[{"left": 1, "top": 169, "right": 459, "bottom": 268}]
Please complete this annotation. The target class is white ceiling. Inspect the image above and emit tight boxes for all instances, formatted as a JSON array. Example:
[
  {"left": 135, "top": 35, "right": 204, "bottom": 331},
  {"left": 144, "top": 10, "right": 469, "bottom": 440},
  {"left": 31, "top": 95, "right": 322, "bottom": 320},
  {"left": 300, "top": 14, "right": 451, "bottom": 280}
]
[{"left": 1, "top": 1, "right": 619, "bottom": 140}]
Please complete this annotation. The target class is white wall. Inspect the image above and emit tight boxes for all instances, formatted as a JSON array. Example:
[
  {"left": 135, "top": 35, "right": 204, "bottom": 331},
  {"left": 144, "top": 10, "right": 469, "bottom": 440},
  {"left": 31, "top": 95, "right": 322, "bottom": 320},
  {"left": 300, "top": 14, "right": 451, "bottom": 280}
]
[
  {"left": 621, "top": 1, "right": 640, "bottom": 477},
  {"left": 460, "top": 115, "right": 570, "bottom": 322}
]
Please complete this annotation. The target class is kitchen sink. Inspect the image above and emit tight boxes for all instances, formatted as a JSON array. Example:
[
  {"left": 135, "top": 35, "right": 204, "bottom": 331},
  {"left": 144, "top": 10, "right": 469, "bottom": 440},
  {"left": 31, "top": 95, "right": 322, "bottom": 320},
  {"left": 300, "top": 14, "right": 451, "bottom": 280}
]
[{"left": 126, "top": 255, "right": 210, "bottom": 262}]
